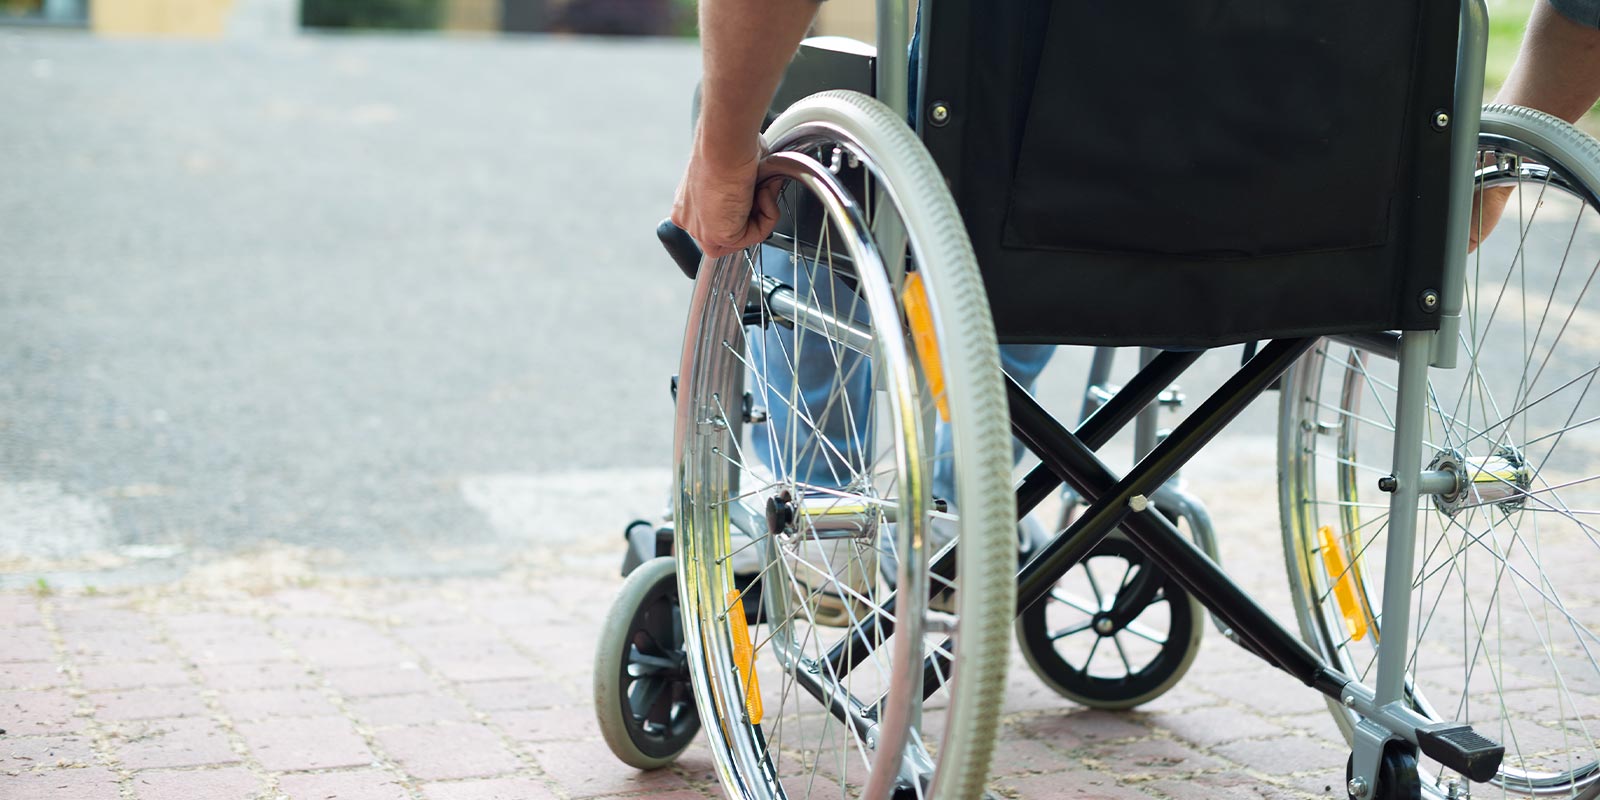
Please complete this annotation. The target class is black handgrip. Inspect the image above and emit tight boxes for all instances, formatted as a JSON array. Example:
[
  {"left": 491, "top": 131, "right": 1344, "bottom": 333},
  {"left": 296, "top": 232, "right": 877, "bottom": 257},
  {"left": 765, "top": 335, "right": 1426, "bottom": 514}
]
[{"left": 656, "top": 219, "right": 703, "bottom": 281}]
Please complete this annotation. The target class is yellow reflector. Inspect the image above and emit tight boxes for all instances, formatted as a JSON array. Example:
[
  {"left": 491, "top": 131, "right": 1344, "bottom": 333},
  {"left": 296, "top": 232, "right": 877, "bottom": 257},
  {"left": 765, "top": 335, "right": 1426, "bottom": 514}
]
[
  {"left": 726, "top": 589, "right": 763, "bottom": 724},
  {"left": 902, "top": 271, "right": 950, "bottom": 422},
  {"left": 1318, "top": 525, "right": 1369, "bottom": 642}
]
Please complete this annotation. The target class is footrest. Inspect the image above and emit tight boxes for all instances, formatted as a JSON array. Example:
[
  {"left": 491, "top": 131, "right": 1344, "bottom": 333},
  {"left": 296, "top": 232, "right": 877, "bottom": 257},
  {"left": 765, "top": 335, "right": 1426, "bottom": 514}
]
[{"left": 1416, "top": 722, "right": 1504, "bottom": 783}]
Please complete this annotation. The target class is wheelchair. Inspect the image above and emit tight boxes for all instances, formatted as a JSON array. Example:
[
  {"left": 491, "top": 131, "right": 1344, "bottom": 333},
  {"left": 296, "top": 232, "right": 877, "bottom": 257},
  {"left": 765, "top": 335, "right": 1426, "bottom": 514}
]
[{"left": 594, "top": 1, "right": 1600, "bottom": 797}]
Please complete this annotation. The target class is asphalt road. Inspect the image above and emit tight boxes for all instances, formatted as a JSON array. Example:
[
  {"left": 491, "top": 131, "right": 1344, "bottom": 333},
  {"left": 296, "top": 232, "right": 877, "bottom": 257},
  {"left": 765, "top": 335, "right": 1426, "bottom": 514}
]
[{"left": 1, "top": 31, "right": 710, "bottom": 577}]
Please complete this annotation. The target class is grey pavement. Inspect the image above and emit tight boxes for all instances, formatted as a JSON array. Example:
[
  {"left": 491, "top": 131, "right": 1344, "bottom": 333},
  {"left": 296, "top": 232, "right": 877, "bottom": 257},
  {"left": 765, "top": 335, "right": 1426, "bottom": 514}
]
[{"left": 2, "top": 31, "right": 704, "bottom": 581}]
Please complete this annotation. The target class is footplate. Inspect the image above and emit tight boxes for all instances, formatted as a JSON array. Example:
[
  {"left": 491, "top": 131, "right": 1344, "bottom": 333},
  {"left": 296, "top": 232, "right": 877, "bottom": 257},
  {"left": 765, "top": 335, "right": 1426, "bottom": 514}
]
[{"left": 1416, "top": 722, "right": 1504, "bottom": 783}]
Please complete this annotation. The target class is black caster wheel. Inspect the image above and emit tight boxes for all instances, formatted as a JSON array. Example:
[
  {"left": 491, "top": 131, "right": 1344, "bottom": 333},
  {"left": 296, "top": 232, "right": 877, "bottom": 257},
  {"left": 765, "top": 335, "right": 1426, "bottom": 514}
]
[
  {"left": 1016, "top": 536, "right": 1203, "bottom": 709},
  {"left": 593, "top": 556, "right": 699, "bottom": 769},
  {"left": 1346, "top": 744, "right": 1421, "bottom": 800}
]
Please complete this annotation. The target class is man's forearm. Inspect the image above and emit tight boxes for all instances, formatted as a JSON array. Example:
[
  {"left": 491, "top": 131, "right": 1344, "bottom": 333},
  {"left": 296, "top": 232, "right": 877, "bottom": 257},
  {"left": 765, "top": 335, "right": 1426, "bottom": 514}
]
[
  {"left": 695, "top": 0, "right": 819, "bottom": 166},
  {"left": 1497, "top": 0, "right": 1600, "bottom": 122}
]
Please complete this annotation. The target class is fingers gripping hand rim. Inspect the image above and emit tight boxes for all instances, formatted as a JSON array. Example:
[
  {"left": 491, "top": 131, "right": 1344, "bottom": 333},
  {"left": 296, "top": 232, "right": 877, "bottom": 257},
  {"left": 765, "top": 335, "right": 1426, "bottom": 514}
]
[{"left": 672, "top": 139, "right": 784, "bottom": 260}]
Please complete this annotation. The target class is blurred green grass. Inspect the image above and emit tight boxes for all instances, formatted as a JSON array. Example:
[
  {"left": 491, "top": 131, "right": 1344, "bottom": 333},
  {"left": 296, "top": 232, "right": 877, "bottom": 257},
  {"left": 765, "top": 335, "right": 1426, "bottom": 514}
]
[
  {"left": 1487, "top": 0, "right": 1532, "bottom": 91},
  {"left": 1486, "top": 0, "right": 1600, "bottom": 132}
]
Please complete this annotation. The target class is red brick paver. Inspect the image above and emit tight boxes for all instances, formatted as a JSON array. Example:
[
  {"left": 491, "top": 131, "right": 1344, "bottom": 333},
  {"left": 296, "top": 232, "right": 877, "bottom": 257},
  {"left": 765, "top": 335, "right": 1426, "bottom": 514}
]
[
  {"left": 0, "top": 661, "right": 67, "bottom": 690},
  {"left": 75, "top": 661, "right": 189, "bottom": 692},
  {"left": 277, "top": 768, "right": 411, "bottom": 800},
  {"left": 0, "top": 689, "right": 82, "bottom": 736},
  {"left": 0, "top": 480, "right": 1498, "bottom": 800},
  {"left": 197, "top": 660, "right": 313, "bottom": 691},
  {"left": 0, "top": 559, "right": 1375, "bottom": 800},
  {"left": 2, "top": 766, "right": 123, "bottom": 800},
  {"left": 4, "top": 627, "right": 56, "bottom": 662},
  {"left": 325, "top": 664, "right": 438, "bottom": 698},
  {"left": 236, "top": 715, "right": 373, "bottom": 771},
  {"left": 375, "top": 721, "right": 523, "bottom": 781},
  {"left": 351, "top": 691, "right": 474, "bottom": 727},
  {"left": 1003, "top": 770, "right": 1153, "bottom": 800},
  {"left": 130, "top": 766, "right": 265, "bottom": 800},
  {"left": 112, "top": 717, "right": 241, "bottom": 770},
  {"left": 0, "top": 733, "right": 96, "bottom": 772},
  {"left": 91, "top": 686, "right": 209, "bottom": 722},
  {"left": 527, "top": 740, "right": 693, "bottom": 798},
  {"left": 422, "top": 776, "right": 562, "bottom": 800},
  {"left": 217, "top": 687, "right": 339, "bottom": 721}
]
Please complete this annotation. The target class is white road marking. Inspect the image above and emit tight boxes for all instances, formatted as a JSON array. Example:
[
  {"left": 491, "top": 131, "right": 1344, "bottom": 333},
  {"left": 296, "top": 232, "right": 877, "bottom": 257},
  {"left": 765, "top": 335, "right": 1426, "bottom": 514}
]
[
  {"left": 459, "top": 469, "right": 671, "bottom": 544},
  {"left": 0, "top": 481, "right": 116, "bottom": 560}
]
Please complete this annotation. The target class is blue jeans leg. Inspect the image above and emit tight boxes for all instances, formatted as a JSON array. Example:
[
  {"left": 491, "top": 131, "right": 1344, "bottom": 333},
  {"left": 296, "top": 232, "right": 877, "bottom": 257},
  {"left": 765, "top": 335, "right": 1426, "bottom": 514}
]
[
  {"left": 749, "top": 247, "right": 1056, "bottom": 502},
  {"left": 748, "top": 246, "right": 873, "bottom": 490},
  {"left": 931, "top": 344, "right": 1054, "bottom": 506}
]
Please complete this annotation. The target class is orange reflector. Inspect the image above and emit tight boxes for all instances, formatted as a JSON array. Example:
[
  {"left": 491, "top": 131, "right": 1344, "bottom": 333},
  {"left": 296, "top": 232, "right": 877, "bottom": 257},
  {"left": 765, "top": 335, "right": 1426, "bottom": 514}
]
[
  {"left": 1318, "top": 525, "right": 1369, "bottom": 642},
  {"left": 902, "top": 271, "right": 950, "bottom": 422},
  {"left": 726, "top": 589, "right": 763, "bottom": 724}
]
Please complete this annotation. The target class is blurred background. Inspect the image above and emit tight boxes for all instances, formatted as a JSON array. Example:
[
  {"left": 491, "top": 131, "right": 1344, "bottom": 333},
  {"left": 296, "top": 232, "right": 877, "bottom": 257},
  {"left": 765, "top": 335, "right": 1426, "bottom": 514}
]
[
  {"left": 0, "top": 0, "right": 1576, "bottom": 592},
  {"left": 0, "top": 0, "right": 1568, "bottom": 109},
  {"left": 0, "top": 0, "right": 869, "bottom": 39}
]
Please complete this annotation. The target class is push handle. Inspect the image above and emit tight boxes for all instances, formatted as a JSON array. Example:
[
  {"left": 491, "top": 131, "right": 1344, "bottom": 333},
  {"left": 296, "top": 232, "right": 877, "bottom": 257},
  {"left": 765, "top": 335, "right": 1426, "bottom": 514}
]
[{"left": 656, "top": 219, "right": 703, "bottom": 281}]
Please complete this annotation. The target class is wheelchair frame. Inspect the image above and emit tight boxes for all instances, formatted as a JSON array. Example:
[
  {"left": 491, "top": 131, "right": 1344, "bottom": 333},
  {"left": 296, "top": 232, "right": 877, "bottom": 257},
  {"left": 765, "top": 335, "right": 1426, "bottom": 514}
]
[{"left": 754, "top": 0, "right": 1505, "bottom": 793}]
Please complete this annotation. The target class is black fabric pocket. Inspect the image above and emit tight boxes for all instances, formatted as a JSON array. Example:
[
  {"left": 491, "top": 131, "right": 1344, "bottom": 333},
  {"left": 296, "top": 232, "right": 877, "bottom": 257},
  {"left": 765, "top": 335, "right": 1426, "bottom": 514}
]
[{"left": 1002, "top": 1, "right": 1418, "bottom": 258}]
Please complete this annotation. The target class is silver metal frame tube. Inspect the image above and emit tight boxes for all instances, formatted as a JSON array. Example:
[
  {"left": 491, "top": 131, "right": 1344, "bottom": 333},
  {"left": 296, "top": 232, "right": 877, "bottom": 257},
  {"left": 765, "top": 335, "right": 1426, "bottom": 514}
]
[
  {"left": 1339, "top": 679, "right": 1440, "bottom": 750},
  {"left": 873, "top": 0, "right": 910, "bottom": 121},
  {"left": 1374, "top": 331, "right": 1435, "bottom": 707},
  {"left": 871, "top": 0, "right": 913, "bottom": 303},
  {"left": 1432, "top": 0, "right": 1491, "bottom": 369},
  {"left": 760, "top": 276, "right": 876, "bottom": 355},
  {"left": 1134, "top": 348, "right": 1161, "bottom": 461},
  {"left": 1344, "top": 331, "right": 1437, "bottom": 795}
]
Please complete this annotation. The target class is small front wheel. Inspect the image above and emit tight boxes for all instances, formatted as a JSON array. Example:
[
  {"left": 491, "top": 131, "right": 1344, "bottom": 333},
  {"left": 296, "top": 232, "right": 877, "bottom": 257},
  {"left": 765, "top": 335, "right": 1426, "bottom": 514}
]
[
  {"left": 593, "top": 556, "right": 698, "bottom": 770},
  {"left": 1016, "top": 536, "right": 1202, "bottom": 709}
]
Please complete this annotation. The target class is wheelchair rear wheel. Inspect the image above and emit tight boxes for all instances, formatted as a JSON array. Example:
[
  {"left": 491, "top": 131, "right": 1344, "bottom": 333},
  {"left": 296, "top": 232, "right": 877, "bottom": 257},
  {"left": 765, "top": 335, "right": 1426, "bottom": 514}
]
[
  {"left": 673, "top": 90, "right": 1016, "bottom": 799},
  {"left": 1280, "top": 105, "right": 1600, "bottom": 798}
]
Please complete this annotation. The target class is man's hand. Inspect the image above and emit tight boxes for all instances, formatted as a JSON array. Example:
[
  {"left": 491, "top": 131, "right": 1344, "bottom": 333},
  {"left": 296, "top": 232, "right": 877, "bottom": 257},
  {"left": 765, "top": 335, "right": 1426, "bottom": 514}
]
[
  {"left": 1468, "top": 185, "right": 1513, "bottom": 253},
  {"left": 667, "top": 0, "right": 817, "bottom": 259},
  {"left": 671, "top": 133, "right": 783, "bottom": 259},
  {"left": 1472, "top": 1, "right": 1600, "bottom": 249}
]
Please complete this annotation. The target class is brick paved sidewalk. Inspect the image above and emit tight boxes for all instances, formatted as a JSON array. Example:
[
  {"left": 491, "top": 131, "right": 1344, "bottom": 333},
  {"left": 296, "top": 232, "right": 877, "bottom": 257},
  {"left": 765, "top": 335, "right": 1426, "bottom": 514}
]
[{"left": 0, "top": 523, "right": 1352, "bottom": 800}]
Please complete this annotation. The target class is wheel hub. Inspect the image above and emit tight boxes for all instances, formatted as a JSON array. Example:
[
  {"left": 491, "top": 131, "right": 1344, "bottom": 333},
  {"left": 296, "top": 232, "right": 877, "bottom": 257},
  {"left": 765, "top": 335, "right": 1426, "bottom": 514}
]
[
  {"left": 1427, "top": 447, "right": 1533, "bottom": 517},
  {"left": 765, "top": 489, "right": 882, "bottom": 543}
]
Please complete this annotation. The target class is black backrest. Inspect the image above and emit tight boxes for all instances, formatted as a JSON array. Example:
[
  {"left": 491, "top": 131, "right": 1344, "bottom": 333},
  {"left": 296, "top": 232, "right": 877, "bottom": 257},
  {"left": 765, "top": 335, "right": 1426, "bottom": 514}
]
[{"left": 920, "top": 0, "right": 1461, "bottom": 346}]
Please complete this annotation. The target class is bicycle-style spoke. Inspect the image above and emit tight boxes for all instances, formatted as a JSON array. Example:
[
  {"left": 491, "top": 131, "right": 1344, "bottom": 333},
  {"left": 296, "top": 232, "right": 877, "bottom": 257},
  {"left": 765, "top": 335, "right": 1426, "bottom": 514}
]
[{"left": 1283, "top": 127, "right": 1600, "bottom": 795}]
